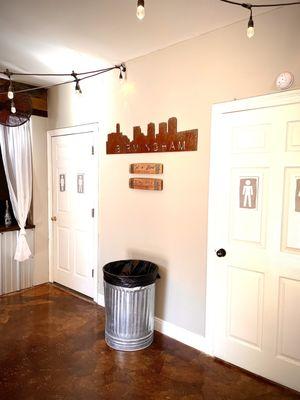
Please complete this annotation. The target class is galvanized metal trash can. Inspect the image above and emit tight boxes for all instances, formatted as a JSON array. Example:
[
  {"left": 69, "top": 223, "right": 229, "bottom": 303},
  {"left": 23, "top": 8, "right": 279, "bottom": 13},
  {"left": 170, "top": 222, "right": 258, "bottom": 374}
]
[{"left": 103, "top": 260, "right": 160, "bottom": 351}]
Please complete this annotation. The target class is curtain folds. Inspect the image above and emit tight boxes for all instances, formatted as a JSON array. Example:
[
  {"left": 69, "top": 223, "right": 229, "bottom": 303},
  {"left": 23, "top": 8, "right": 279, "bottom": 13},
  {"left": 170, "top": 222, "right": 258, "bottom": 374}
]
[{"left": 0, "top": 121, "right": 33, "bottom": 262}]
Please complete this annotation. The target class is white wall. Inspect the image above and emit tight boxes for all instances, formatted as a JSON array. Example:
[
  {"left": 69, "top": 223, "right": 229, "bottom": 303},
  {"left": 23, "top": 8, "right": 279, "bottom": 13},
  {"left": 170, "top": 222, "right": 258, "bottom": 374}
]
[
  {"left": 47, "top": 7, "right": 300, "bottom": 336},
  {"left": 31, "top": 116, "right": 49, "bottom": 285}
]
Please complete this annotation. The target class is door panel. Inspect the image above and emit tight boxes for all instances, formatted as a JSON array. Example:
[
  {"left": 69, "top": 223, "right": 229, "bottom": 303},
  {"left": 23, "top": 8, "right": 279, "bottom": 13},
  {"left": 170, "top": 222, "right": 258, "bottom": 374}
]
[
  {"left": 286, "top": 121, "right": 300, "bottom": 151},
  {"left": 282, "top": 168, "right": 300, "bottom": 254},
  {"left": 227, "top": 266, "right": 264, "bottom": 350},
  {"left": 277, "top": 277, "right": 300, "bottom": 366},
  {"left": 51, "top": 131, "right": 97, "bottom": 298},
  {"left": 209, "top": 100, "right": 300, "bottom": 391}
]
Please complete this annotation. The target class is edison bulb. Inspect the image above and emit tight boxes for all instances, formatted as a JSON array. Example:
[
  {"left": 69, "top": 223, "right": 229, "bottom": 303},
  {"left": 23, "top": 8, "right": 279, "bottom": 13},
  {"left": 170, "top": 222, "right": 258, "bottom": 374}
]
[
  {"left": 136, "top": 0, "right": 145, "bottom": 20},
  {"left": 247, "top": 26, "right": 255, "bottom": 39},
  {"left": 75, "top": 81, "right": 82, "bottom": 94},
  {"left": 7, "top": 90, "right": 14, "bottom": 100},
  {"left": 11, "top": 104, "right": 16, "bottom": 114}
]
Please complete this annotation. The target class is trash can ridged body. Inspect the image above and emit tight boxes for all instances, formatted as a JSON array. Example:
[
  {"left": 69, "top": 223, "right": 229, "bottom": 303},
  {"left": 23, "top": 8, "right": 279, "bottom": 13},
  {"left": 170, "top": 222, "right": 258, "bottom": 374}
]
[{"left": 104, "top": 281, "right": 155, "bottom": 351}]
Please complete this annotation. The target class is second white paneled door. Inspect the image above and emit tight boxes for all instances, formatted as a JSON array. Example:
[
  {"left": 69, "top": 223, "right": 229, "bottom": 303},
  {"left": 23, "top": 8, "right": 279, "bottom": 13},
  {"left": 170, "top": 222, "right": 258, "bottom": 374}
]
[
  {"left": 50, "top": 127, "right": 98, "bottom": 298},
  {"left": 208, "top": 92, "right": 300, "bottom": 392}
]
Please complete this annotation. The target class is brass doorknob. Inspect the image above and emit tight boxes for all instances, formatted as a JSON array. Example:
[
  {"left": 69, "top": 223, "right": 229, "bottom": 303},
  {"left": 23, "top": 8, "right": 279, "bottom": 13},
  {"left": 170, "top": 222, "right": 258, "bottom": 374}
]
[{"left": 51, "top": 216, "right": 57, "bottom": 222}]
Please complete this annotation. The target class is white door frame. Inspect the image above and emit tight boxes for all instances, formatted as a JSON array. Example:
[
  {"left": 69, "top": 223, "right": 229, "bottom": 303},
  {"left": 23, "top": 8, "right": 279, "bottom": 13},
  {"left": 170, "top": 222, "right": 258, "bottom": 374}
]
[
  {"left": 47, "top": 123, "right": 99, "bottom": 302},
  {"left": 206, "top": 89, "right": 300, "bottom": 356}
]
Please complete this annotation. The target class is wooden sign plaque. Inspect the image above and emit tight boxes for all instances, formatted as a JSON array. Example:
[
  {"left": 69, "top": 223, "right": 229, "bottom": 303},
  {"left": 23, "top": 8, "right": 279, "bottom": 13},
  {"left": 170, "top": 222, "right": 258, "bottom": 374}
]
[
  {"left": 107, "top": 117, "right": 198, "bottom": 154},
  {"left": 130, "top": 163, "right": 163, "bottom": 175},
  {"left": 129, "top": 178, "right": 163, "bottom": 191}
]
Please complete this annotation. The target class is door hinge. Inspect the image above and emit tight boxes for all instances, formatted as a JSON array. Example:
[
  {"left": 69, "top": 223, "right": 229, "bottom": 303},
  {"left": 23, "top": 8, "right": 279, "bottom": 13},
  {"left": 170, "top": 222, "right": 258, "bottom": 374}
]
[
  {"left": 92, "top": 269, "right": 94, "bottom": 278},
  {"left": 91, "top": 145, "right": 95, "bottom": 155},
  {"left": 91, "top": 208, "right": 95, "bottom": 218}
]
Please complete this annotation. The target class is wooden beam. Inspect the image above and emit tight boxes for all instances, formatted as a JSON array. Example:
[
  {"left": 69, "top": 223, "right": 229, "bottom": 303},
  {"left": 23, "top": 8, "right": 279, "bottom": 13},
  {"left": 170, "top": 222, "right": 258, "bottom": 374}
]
[{"left": 0, "top": 78, "right": 47, "bottom": 117}]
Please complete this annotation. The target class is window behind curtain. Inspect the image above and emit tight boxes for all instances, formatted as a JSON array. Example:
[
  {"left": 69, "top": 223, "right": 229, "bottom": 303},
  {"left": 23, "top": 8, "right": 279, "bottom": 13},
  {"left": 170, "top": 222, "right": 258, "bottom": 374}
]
[{"left": 0, "top": 148, "right": 16, "bottom": 226}]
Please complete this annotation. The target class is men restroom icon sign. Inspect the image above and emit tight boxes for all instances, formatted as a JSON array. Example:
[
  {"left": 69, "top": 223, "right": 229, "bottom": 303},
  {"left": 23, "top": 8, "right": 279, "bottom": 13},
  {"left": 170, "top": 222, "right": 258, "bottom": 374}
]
[
  {"left": 243, "top": 179, "right": 253, "bottom": 208},
  {"left": 239, "top": 177, "right": 258, "bottom": 209}
]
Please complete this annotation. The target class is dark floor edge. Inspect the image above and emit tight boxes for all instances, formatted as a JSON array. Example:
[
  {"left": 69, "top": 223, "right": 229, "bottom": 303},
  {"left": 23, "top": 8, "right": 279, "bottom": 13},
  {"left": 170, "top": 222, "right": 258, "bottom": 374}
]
[
  {"left": 0, "top": 282, "right": 50, "bottom": 298},
  {"left": 52, "top": 282, "right": 95, "bottom": 304},
  {"left": 215, "top": 357, "right": 300, "bottom": 396}
]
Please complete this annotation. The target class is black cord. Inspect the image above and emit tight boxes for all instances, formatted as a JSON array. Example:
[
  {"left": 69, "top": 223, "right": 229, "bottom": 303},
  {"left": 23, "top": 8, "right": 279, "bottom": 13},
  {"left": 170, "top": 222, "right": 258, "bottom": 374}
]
[
  {"left": 9, "top": 72, "right": 73, "bottom": 77},
  {"left": 4, "top": 65, "right": 120, "bottom": 77},
  {"left": 0, "top": 65, "right": 122, "bottom": 95},
  {"left": 220, "top": 0, "right": 300, "bottom": 8}
]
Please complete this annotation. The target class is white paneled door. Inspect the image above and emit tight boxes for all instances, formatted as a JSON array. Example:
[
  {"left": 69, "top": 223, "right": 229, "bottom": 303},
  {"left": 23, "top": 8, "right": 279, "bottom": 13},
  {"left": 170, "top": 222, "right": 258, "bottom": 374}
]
[
  {"left": 50, "top": 127, "right": 98, "bottom": 298},
  {"left": 208, "top": 92, "right": 300, "bottom": 392}
]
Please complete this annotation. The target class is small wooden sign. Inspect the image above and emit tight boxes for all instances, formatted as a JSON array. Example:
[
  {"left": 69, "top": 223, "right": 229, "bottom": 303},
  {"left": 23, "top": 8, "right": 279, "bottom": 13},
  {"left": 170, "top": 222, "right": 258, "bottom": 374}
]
[
  {"left": 129, "top": 178, "right": 163, "bottom": 191},
  {"left": 130, "top": 163, "right": 163, "bottom": 175}
]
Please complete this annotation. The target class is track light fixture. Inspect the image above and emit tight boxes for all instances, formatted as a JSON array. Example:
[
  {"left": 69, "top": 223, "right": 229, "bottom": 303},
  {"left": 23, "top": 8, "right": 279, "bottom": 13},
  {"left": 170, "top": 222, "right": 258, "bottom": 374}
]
[
  {"left": 137, "top": 0, "right": 145, "bottom": 20},
  {"left": 220, "top": 1, "right": 300, "bottom": 38}
]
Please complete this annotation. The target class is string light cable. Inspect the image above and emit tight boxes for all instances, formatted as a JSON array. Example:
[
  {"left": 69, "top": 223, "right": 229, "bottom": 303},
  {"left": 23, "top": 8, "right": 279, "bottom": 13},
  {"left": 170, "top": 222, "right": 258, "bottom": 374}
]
[
  {"left": 5, "top": 69, "right": 14, "bottom": 100},
  {"left": 219, "top": 0, "right": 300, "bottom": 38},
  {"left": 0, "top": 63, "right": 126, "bottom": 96}
]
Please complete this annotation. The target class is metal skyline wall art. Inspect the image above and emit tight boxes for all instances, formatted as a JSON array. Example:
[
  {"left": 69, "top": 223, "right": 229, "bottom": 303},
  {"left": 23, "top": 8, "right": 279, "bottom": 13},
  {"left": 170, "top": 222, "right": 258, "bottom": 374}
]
[{"left": 106, "top": 117, "right": 198, "bottom": 154}]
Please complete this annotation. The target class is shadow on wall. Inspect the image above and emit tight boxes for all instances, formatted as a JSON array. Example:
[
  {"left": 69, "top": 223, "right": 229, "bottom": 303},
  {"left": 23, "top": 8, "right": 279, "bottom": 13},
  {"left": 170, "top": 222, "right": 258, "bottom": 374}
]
[{"left": 127, "top": 248, "right": 168, "bottom": 320}]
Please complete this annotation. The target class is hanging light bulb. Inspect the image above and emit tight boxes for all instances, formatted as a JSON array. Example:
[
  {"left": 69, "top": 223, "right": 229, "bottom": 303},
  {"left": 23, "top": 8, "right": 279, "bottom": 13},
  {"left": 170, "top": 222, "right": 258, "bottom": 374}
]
[
  {"left": 119, "top": 63, "right": 127, "bottom": 80},
  {"left": 75, "top": 80, "right": 82, "bottom": 94},
  {"left": 11, "top": 100, "right": 16, "bottom": 114},
  {"left": 72, "top": 71, "right": 82, "bottom": 94},
  {"left": 7, "top": 80, "right": 14, "bottom": 100},
  {"left": 247, "top": 9, "right": 255, "bottom": 39},
  {"left": 136, "top": 0, "right": 145, "bottom": 20}
]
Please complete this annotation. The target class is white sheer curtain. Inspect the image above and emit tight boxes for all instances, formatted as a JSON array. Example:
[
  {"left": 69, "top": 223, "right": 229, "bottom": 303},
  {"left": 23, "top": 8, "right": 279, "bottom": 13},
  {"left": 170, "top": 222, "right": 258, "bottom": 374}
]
[{"left": 0, "top": 121, "right": 33, "bottom": 262}]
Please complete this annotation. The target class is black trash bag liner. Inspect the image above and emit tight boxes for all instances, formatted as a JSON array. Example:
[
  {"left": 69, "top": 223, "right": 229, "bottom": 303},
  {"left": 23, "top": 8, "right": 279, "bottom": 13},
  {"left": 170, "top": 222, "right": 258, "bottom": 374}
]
[{"left": 103, "top": 259, "right": 160, "bottom": 288}]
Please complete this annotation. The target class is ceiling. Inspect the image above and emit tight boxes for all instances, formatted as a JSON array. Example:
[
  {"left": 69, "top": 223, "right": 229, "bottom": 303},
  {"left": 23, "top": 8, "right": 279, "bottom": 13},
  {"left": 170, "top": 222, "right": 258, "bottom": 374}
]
[{"left": 0, "top": 0, "right": 287, "bottom": 84}]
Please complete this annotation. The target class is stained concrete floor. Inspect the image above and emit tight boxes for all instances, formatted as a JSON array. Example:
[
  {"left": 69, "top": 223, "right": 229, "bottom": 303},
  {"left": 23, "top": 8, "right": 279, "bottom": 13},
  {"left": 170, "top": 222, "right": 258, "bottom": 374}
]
[{"left": 0, "top": 283, "right": 299, "bottom": 400}]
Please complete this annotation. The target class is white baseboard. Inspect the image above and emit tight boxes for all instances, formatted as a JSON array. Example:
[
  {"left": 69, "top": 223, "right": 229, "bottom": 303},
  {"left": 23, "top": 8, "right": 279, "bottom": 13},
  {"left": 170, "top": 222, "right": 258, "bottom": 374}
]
[
  {"left": 154, "top": 317, "right": 211, "bottom": 355},
  {"left": 97, "top": 293, "right": 105, "bottom": 307},
  {"left": 96, "top": 293, "right": 211, "bottom": 355}
]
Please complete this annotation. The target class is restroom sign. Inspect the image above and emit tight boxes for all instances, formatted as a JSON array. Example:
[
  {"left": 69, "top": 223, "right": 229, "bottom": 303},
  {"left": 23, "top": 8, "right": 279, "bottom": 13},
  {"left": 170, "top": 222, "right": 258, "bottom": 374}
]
[
  {"left": 239, "top": 177, "right": 258, "bottom": 209},
  {"left": 77, "top": 174, "right": 84, "bottom": 194},
  {"left": 59, "top": 174, "right": 66, "bottom": 192}
]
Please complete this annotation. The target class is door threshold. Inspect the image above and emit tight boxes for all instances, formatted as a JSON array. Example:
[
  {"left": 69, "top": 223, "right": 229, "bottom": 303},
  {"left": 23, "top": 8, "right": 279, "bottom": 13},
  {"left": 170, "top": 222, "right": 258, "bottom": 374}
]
[{"left": 52, "top": 282, "right": 95, "bottom": 304}]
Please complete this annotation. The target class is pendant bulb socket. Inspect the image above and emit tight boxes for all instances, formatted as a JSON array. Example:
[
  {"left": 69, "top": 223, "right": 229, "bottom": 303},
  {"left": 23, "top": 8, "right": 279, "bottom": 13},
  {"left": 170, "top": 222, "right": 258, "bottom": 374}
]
[
  {"left": 72, "top": 71, "right": 82, "bottom": 94},
  {"left": 7, "top": 81, "right": 14, "bottom": 100},
  {"left": 75, "top": 81, "right": 82, "bottom": 94},
  {"left": 137, "top": 0, "right": 145, "bottom": 20},
  {"left": 247, "top": 9, "right": 255, "bottom": 39},
  {"left": 11, "top": 100, "right": 16, "bottom": 114}
]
